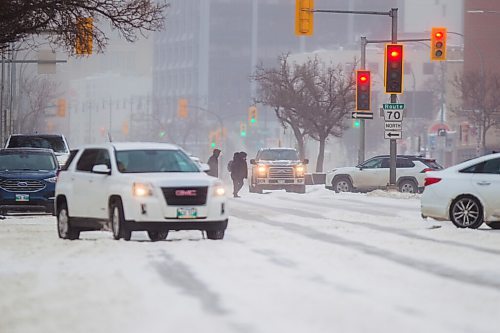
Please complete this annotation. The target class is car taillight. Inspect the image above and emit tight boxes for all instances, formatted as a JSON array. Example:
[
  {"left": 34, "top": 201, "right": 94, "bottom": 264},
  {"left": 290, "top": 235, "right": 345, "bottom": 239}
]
[
  {"left": 421, "top": 168, "right": 433, "bottom": 173},
  {"left": 424, "top": 177, "right": 441, "bottom": 186}
]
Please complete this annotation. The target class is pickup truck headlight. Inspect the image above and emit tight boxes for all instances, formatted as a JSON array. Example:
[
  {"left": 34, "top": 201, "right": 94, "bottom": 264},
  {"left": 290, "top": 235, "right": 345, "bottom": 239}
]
[
  {"left": 257, "top": 164, "right": 267, "bottom": 175},
  {"left": 213, "top": 181, "right": 225, "bottom": 196},
  {"left": 133, "top": 182, "right": 153, "bottom": 197},
  {"left": 295, "top": 165, "right": 305, "bottom": 176}
]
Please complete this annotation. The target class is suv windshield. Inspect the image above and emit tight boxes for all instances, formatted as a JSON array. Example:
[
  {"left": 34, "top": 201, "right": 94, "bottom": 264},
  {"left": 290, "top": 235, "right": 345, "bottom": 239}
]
[
  {"left": 0, "top": 151, "right": 57, "bottom": 171},
  {"left": 7, "top": 135, "right": 68, "bottom": 153},
  {"left": 115, "top": 150, "right": 200, "bottom": 173},
  {"left": 259, "top": 150, "right": 299, "bottom": 161}
]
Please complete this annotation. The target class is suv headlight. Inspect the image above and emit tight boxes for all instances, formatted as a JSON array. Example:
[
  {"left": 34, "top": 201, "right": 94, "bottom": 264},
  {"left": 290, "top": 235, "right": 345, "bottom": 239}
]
[
  {"left": 295, "top": 165, "right": 305, "bottom": 176},
  {"left": 133, "top": 182, "right": 153, "bottom": 197},
  {"left": 44, "top": 176, "right": 57, "bottom": 183},
  {"left": 213, "top": 181, "right": 225, "bottom": 196}
]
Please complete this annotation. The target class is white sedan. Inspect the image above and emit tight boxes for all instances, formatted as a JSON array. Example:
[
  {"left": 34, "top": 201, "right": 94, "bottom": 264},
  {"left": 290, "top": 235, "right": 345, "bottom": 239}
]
[
  {"left": 55, "top": 142, "right": 228, "bottom": 241},
  {"left": 421, "top": 153, "right": 500, "bottom": 229}
]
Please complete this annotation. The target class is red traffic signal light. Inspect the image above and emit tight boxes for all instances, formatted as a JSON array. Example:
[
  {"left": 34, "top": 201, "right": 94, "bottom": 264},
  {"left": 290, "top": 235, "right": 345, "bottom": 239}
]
[
  {"left": 384, "top": 44, "right": 404, "bottom": 94},
  {"left": 431, "top": 27, "right": 447, "bottom": 61},
  {"left": 356, "top": 70, "right": 371, "bottom": 111}
]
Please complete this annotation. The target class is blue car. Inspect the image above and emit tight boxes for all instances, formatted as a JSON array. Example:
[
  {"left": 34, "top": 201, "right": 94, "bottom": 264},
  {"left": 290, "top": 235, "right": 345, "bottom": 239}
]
[{"left": 0, "top": 148, "right": 59, "bottom": 215}]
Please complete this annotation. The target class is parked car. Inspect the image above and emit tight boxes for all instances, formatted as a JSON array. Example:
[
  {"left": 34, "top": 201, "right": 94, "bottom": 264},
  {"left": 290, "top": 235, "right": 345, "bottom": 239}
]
[
  {"left": 0, "top": 148, "right": 59, "bottom": 214},
  {"left": 421, "top": 153, "right": 500, "bottom": 229},
  {"left": 5, "top": 134, "right": 70, "bottom": 167},
  {"left": 325, "top": 155, "right": 442, "bottom": 193},
  {"left": 249, "top": 148, "right": 308, "bottom": 194},
  {"left": 55, "top": 142, "right": 228, "bottom": 241}
]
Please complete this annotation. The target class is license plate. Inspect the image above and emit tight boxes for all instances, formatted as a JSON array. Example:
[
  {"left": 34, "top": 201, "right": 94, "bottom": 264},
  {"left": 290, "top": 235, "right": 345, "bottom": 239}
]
[
  {"left": 177, "top": 208, "right": 197, "bottom": 219},
  {"left": 15, "top": 194, "right": 29, "bottom": 202}
]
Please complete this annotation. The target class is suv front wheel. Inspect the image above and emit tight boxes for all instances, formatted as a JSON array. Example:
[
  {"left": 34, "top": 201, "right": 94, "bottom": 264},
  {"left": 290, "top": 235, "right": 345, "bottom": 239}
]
[
  {"left": 332, "top": 177, "right": 353, "bottom": 193},
  {"left": 57, "top": 201, "right": 80, "bottom": 240},
  {"left": 111, "top": 200, "right": 132, "bottom": 241}
]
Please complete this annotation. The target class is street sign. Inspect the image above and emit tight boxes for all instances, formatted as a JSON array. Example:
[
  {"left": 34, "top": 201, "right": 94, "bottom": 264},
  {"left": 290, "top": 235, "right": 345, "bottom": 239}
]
[
  {"left": 383, "top": 103, "right": 405, "bottom": 110},
  {"left": 384, "top": 131, "right": 402, "bottom": 139},
  {"left": 352, "top": 112, "right": 373, "bottom": 119},
  {"left": 384, "top": 122, "right": 402, "bottom": 131},
  {"left": 383, "top": 109, "right": 403, "bottom": 122}
]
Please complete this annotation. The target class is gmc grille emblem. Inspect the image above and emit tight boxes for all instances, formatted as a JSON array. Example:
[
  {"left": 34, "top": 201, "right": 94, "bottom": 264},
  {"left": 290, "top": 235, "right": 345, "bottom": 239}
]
[{"left": 175, "top": 189, "right": 197, "bottom": 197}]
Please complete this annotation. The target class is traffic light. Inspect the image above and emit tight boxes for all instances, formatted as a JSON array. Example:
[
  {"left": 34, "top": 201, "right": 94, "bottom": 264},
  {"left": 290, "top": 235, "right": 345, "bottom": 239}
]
[
  {"left": 295, "top": 0, "right": 314, "bottom": 36},
  {"left": 75, "top": 17, "right": 93, "bottom": 55},
  {"left": 177, "top": 98, "right": 188, "bottom": 118},
  {"left": 431, "top": 27, "right": 447, "bottom": 61},
  {"left": 384, "top": 44, "right": 404, "bottom": 94},
  {"left": 122, "top": 121, "right": 129, "bottom": 135},
  {"left": 57, "top": 98, "right": 67, "bottom": 117},
  {"left": 240, "top": 122, "right": 247, "bottom": 137},
  {"left": 248, "top": 106, "right": 258, "bottom": 125},
  {"left": 353, "top": 119, "right": 361, "bottom": 128},
  {"left": 355, "top": 70, "right": 371, "bottom": 111},
  {"left": 209, "top": 131, "right": 216, "bottom": 148}
]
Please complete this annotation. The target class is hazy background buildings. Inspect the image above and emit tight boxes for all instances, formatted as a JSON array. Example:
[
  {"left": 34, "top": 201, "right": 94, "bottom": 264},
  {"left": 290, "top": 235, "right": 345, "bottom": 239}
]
[{"left": 14, "top": 0, "right": 500, "bottom": 170}]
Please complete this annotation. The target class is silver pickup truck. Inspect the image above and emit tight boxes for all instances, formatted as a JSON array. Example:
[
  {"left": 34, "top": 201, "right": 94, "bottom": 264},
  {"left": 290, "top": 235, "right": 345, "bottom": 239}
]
[{"left": 249, "top": 148, "right": 308, "bottom": 194}]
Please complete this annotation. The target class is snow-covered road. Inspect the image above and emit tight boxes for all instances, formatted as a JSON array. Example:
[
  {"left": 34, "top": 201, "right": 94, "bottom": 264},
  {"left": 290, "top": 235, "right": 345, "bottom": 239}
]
[{"left": 1, "top": 186, "right": 500, "bottom": 333}]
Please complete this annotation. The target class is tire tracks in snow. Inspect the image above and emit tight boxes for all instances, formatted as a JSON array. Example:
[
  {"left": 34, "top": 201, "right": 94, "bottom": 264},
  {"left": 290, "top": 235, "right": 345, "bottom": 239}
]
[
  {"left": 273, "top": 196, "right": 500, "bottom": 256},
  {"left": 230, "top": 201, "right": 500, "bottom": 292}
]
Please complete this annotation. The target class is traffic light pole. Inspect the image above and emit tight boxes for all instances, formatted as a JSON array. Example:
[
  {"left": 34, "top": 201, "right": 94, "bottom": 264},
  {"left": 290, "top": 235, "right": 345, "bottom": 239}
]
[
  {"left": 358, "top": 37, "right": 367, "bottom": 165},
  {"left": 389, "top": 8, "right": 398, "bottom": 189}
]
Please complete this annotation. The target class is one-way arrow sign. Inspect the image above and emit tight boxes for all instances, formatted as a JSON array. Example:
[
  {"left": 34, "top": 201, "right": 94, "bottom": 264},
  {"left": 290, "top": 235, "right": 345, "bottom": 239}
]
[
  {"left": 384, "top": 131, "right": 402, "bottom": 139},
  {"left": 352, "top": 112, "right": 373, "bottom": 119}
]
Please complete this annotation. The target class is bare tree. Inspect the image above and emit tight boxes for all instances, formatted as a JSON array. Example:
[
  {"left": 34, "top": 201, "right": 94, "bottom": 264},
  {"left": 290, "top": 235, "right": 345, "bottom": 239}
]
[
  {"left": 299, "top": 57, "right": 355, "bottom": 172},
  {"left": 453, "top": 72, "right": 500, "bottom": 151},
  {"left": 16, "top": 74, "right": 60, "bottom": 133},
  {"left": 253, "top": 54, "right": 312, "bottom": 160},
  {"left": 0, "top": 0, "right": 168, "bottom": 53},
  {"left": 253, "top": 54, "right": 355, "bottom": 171}
]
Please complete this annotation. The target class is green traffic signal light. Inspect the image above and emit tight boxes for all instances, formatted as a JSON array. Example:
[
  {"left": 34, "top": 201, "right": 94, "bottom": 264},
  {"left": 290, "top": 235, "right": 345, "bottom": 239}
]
[
  {"left": 159, "top": 131, "right": 166, "bottom": 137},
  {"left": 240, "top": 131, "right": 247, "bottom": 137},
  {"left": 250, "top": 118, "right": 256, "bottom": 124},
  {"left": 353, "top": 120, "right": 360, "bottom": 128},
  {"left": 211, "top": 142, "right": 216, "bottom": 148}
]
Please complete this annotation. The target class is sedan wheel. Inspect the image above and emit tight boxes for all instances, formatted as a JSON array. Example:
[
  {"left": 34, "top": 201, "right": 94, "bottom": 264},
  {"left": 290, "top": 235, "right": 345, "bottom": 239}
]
[
  {"left": 333, "top": 178, "right": 352, "bottom": 193},
  {"left": 450, "top": 196, "right": 484, "bottom": 229}
]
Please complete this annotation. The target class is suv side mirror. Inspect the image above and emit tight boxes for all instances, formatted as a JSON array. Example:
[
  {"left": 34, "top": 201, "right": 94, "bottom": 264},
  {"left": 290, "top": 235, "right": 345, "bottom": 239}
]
[
  {"left": 250, "top": 159, "right": 256, "bottom": 165},
  {"left": 92, "top": 164, "right": 111, "bottom": 175},
  {"left": 302, "top": 159, "right": 309, "bottom": 165}
]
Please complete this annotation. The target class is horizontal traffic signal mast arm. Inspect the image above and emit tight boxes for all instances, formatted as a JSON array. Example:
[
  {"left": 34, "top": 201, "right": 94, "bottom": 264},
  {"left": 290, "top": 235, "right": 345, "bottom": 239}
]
[{"left": 311, "top": 9, "right": 395, "bottom": 15}]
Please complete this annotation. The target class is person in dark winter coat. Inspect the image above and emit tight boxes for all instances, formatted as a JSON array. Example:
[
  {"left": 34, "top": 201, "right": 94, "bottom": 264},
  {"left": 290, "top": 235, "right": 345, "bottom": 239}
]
[
  {"left": 207, "top": 149, "right": 221, "bottom": 177},
  {"left": 230, "top": 152, "right": 248, "bottom": 197}
]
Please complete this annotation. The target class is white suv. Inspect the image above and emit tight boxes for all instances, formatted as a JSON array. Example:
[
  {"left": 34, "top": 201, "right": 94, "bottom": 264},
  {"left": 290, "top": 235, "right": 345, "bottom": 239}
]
[
  {"left": 55, "top": 142, "right": 228, "bottom": 241},
  {"left": 325, "top": 155, "right": 442, "bottom": 193}
]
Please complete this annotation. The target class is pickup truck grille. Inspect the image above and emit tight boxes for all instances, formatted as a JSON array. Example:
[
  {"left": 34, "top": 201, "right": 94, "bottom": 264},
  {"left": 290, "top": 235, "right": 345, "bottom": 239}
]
[
  {"left": 161, "top": 187, "right": 208, "bottom": 206},
  {"left": 268, "top": 167, "right": 294, "bottom": 179},
  {"left": 0, "top": 179, "right": 46, "bottom": 192}
]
